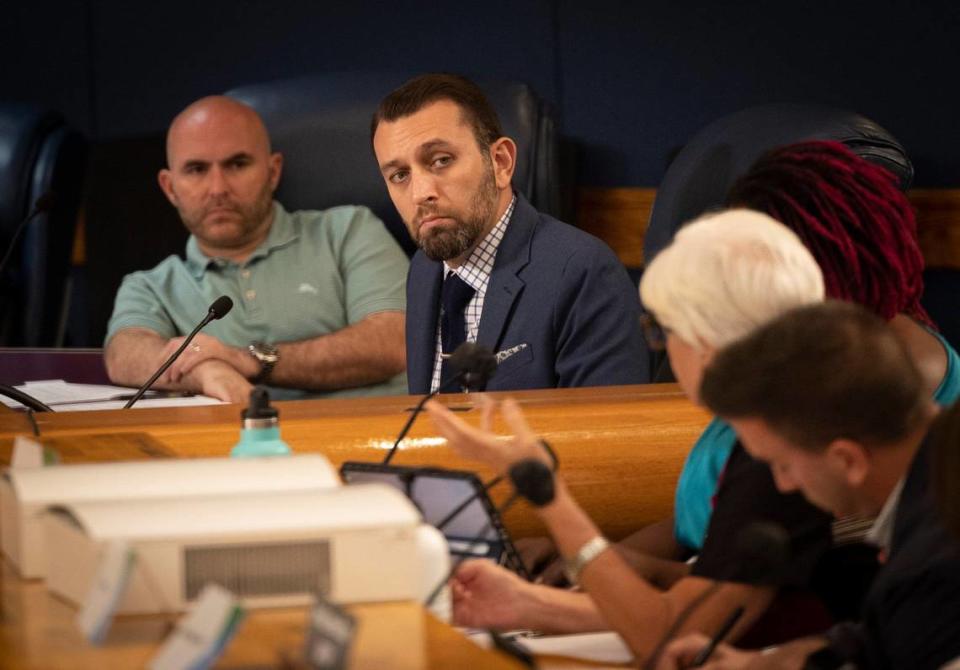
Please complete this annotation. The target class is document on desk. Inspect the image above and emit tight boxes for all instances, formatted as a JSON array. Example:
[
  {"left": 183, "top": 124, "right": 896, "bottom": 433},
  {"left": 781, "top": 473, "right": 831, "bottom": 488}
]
[
  {"left": 0, "top": 380, "right": 224, "bottom": 411},
  {"left": 469, "top": 630, "right": 634, "bottom": 666}
]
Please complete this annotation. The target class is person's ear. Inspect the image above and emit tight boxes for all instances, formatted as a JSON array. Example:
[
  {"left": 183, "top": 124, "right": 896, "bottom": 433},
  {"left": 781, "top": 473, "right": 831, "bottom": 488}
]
[
  {"left": 826, "top": 439, "right": 871, "bottom": 488},
  {"left": 157, "top": 169, "right": 178, "bottom": 207},
  {"left": 489, "top": 137, "right": 517, "bottom": 189},
  {"left": 268, "top": 152, "right": 283, "bottom": 192}
]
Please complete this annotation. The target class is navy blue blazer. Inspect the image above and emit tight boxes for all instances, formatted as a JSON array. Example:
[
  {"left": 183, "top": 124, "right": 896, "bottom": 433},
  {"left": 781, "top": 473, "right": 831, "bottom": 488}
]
[{"left": 405, "top": 194, "right": 650, "bottom": 393}]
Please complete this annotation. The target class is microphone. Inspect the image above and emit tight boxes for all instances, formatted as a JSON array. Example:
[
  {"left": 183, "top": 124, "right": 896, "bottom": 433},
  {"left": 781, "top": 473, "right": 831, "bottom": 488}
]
[
  {"left": 508, "top": 458, "right": 557, "bottom": 507},
  {"left": 0, "top": 192, "right": 55, "bottom": 279},
  {"left": 382, "top": 342, "right": 497, "bottom": 464},
  {"left": 123, "top": 296, "right": 234, "bottom": 409},
  {"left": 642, "top": 522, "right": 791, "bottom": 670},
  {"left": 446, "top": 342, "right": 498, "bottom": 392}
]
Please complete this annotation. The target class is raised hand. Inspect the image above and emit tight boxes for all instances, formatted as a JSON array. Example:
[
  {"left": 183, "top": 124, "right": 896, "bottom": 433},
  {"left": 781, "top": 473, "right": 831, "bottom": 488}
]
[{"left": 426, "top": 396, "right": 550, "bottom": 473}]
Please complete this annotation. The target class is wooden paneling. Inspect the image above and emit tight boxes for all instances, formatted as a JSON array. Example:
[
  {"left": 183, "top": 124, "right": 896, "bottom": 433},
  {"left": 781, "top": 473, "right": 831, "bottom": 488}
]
[
  {"left": 576, "top": 187, "right": 960, "bottom": 270},
  {"left": 910, "top": 189, "right": 960, "bottom": 270},
  {"left": 576, "top": 187, "right": 656, "bottom": 267}
]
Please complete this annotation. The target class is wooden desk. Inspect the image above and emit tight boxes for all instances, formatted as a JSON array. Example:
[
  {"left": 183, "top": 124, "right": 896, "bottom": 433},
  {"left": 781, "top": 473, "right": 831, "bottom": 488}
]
[
  {"left": 0, "top": 384, "right": 709, "bottom": 538},
  {"left": 0, "top": 561, "right": 526, "bottom": 669},
  {"left": 0, "top": 384, "right": 709, "bottom": 668}
]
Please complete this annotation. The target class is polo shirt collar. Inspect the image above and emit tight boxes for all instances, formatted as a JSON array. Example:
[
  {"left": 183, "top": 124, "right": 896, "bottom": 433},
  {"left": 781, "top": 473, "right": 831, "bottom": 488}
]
[{"left": 184, "top": 201, "right": 299, "bottom": 279}]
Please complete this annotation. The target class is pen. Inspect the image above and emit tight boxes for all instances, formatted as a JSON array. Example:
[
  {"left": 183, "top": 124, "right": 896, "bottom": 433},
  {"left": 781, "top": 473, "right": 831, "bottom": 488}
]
[{"left": 688, "top": 605, "right": 744, "bottom": 667}]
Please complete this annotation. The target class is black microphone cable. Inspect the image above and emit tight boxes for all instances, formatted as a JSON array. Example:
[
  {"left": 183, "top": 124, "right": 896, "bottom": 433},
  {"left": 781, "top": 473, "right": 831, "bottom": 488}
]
[
  {"left": 123, "top": 296, "right": 234, "bottom": 409},
  {"left": 424, "top": 444, "right": 562, "bottom": 605},
  {"left": 383, "top": 342, "right": 497, "bottom": 464},
  {"left": 0, "top": 193, "right": 55, "bottom": 279},
  {"left": 642, "top": 521, "right": 792, "bottom": 670},
  {"left": 424, "top": 489, "right": 524, "bottom": 609}
]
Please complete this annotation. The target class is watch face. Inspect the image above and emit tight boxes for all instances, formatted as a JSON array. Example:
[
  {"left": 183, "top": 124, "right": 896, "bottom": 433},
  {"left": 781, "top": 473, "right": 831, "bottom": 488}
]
[{"left": 250, "top": 343, "right": 279, "bottom": 364}]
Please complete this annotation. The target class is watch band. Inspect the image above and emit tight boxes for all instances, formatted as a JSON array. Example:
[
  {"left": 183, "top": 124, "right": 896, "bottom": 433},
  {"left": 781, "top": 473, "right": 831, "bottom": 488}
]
[
  {"left": 248, "top": 342, "right": 279, "bottom": 384},
  {"left": 564, "top": 535, "right": 610, "bottom": 585}
]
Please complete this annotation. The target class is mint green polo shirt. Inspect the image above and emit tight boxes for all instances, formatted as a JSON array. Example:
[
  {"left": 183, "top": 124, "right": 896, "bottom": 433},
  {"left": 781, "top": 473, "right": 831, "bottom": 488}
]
[{"left": 106, "top": 201, "right": 408, "bottom": 398}]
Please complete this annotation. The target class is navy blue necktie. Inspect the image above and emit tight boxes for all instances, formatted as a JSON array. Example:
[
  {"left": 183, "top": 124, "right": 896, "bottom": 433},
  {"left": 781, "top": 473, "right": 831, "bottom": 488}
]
[{"left": 439, "top": 272, "right": 476, "bottom": 390}]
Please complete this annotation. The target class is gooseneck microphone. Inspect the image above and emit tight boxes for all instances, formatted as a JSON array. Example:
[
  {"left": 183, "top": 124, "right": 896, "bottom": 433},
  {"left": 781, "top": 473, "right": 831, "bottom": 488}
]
[
  {"left": 123, "top": 296, "right": 234, "bottom": 409},
  {"left": 0, "top": 193, "right": 55, "bottom": 279},
  {"left": 642, "top": 521, "right": 791, "bottom": 670},
  {"left": 382, "top": 342, "right": 497, "bottom": 464}
]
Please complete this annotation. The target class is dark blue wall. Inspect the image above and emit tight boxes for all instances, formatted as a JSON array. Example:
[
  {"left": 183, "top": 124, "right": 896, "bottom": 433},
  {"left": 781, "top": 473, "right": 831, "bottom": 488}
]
[{"left": 3, "top": 0, "right": 959, "bottom": 187}]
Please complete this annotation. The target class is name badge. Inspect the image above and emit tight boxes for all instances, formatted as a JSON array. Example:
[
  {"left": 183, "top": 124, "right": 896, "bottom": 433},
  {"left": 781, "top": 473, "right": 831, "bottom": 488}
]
[{"left": 304, "top": 595, "right": 357, "bottom": 670}]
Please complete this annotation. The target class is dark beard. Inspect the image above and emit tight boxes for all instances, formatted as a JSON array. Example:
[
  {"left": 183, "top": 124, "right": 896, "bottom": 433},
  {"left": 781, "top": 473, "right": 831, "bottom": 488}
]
[{"left": 417, "top": 166, "right": 499, "bottom": 262}]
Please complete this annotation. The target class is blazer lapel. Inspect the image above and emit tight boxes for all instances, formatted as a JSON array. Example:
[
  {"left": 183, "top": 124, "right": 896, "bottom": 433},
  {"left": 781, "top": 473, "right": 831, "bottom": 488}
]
[{"left": 476, "top": 196, "right": 535, "bottom": 351}]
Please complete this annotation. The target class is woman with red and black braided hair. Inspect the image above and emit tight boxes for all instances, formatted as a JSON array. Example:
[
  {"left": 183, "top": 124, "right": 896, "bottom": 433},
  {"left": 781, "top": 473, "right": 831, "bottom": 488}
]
[{"left": 728, "top": 139, "right": 946, "bottom": 387}]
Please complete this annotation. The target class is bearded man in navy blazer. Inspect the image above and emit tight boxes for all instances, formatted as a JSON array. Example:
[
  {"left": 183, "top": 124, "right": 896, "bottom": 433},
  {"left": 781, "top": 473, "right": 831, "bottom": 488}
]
[{"left": 372, "top": 74, "right": 649, "bottom": 393}]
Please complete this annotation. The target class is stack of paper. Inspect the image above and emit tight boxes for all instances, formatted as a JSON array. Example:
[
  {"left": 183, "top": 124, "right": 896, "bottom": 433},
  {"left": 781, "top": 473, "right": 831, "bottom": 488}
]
[{"left": 0, "top": 380, "right": 223, "bottom": 411}]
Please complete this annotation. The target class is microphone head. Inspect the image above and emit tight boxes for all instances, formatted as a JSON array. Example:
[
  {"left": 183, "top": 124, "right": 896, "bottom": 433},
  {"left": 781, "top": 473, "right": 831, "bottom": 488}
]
[
  {"left": 449, "top": 342, "right": 497, "bottom": 391},
  {"left": 728, "top": 521, "right": 791, "bottom": 586},
  {"left": 509, "top": 458, "right": 556, "bottom": 507},
  {"left": 208, "top": 296, "right": 234, "bottom": 320}
]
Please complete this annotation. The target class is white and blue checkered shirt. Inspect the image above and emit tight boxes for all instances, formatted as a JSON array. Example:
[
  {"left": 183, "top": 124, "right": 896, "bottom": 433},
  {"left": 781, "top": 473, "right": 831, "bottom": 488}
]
[{"left": 430, "top": 196, "right": 516, "bottom": 392}]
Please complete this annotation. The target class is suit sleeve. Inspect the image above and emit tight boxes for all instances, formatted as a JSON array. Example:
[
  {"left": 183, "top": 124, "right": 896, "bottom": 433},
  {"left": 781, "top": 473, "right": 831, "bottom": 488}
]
[
  {"left": 552, "top": 243, "right": 651, "bottom": 386},
  {"left": 860, "top": 563, "right": 960, "bottom": 669}
]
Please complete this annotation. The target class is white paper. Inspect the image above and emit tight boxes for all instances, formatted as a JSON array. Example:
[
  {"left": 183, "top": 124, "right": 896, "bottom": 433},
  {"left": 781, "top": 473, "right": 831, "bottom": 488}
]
[
  {"left": 76, "top": 540, "right": 136, "bottom": 644},
  {"left": 149, "top": 583, "right": 244, "bottom": 670},
  {"left": 469, "top": 630, "right": 634, "bottom": 665},
  {"left": 0, "top": 379, "right": 223, "bottom": 411},
  {"left": 518, "top": 632, "right": 634, "bottom": 664}
]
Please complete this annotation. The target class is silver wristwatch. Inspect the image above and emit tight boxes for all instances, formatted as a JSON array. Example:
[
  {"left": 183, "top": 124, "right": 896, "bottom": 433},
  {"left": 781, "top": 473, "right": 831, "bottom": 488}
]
[{"left": 248, "top": 342, "right": 279, "bottom": 384}]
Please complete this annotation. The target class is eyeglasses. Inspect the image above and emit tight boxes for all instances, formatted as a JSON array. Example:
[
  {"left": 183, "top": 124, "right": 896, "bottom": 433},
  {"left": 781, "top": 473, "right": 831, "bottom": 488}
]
[{"left": 640, "top": 312, "right": 669, "bottom": 351}]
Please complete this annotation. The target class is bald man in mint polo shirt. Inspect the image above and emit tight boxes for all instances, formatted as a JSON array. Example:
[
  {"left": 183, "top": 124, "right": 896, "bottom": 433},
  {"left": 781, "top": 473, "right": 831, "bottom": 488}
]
[{"left": 104, "top": 96, "right": 408, "bottom": 403}]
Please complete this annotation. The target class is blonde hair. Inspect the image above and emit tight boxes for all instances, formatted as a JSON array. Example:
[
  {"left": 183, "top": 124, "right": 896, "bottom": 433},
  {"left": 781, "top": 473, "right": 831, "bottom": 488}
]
[{"left": 640, "top": 209, "right": 825, "bottom": 350}]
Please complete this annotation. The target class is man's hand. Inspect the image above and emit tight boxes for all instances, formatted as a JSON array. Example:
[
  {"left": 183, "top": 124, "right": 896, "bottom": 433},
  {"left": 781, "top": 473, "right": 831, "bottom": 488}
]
[
  {"left": 159, "top": 333, "right": 259, "bottom": 383},
  {"left": 451, "top": 559, "right": 536, "bottom": 630},
  {"left": 426, "top": 397, "right": 550, "bottom": 474},
  {"left": 190, "top": 360, "right": 254, "bottom": 403}
]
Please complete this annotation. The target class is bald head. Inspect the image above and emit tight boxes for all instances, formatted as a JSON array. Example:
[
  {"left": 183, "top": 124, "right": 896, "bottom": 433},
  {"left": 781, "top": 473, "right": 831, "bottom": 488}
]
[
  {"left": 165, "top": 96, "right": 272, "bottom": 168},
  {"left": 158, "top": 96, "right": 283, "bottom": 261}
]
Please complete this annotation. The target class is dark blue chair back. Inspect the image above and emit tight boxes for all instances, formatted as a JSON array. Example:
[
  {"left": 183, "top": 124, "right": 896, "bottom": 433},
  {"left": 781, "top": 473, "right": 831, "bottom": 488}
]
[
  {"left": 0, "top": 104, "right": 86, "bottom": 346},
  {"left": 645, "top": 103, "right": 913, "bottom": 262}
]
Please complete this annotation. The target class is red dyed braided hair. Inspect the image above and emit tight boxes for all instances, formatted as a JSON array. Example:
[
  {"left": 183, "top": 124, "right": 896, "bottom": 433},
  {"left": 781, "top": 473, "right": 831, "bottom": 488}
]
[{"left": 727, "top": 140, "right": 932, "bottom": 326}]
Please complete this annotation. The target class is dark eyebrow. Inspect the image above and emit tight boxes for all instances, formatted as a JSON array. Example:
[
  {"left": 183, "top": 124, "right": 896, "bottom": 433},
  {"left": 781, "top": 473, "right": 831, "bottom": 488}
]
[
  {"left": 220, "top": 152, "right": 254, "bottom": 165},
  {"left": 180, "top": 159, "right": 209, "bottom": 172},
  {"left": 379, "top": 139, "right": 456, "bottom": 174},
  {"left": 418, "top": 139, "right": 455, "bottom": 157}
]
